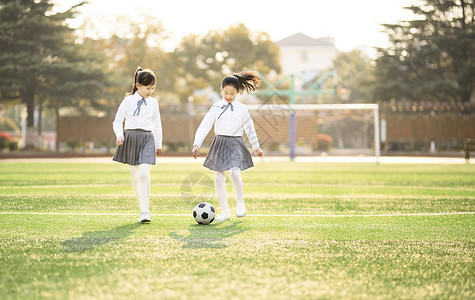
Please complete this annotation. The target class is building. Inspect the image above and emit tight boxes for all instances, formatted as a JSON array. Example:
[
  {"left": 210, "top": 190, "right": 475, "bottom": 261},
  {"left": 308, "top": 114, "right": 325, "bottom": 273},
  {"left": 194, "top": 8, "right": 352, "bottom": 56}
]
[{"left": 277, "top": 32, "right": 338, "bottom": 78}]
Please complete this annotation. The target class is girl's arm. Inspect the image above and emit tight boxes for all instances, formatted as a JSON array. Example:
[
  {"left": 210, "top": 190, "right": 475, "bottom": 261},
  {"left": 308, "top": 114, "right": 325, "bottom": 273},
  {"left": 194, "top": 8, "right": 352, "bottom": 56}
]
[
  {"left": 112, "top": 100, "right": 127, "bottom": 144},
  {"left": 152, "top": 101, "right": 163, "bottom": 153},
  {"left": 192, "top": 107, "right": 216, "bottom": 149},
  {"left": 192, "top": 145, "right": 200, "bottom": 159},
  {"left": 242, "top": 106, "right": 261, "bottom": 151}
]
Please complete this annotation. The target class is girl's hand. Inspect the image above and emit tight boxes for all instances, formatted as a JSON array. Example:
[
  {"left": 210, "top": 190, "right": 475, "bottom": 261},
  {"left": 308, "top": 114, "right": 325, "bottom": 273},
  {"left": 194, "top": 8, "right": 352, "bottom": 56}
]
[
  {"left": 156, "top": 149, "right": 162, "bottom": 156},
  {"left": 192, "top": 145, "right": 200, "bottom": 159},
  {"left": 256, "top": 149, "right": 264, "bottom": 157},
  {"left": 116, "top": 137, "right": 124, "bottom": 146}
]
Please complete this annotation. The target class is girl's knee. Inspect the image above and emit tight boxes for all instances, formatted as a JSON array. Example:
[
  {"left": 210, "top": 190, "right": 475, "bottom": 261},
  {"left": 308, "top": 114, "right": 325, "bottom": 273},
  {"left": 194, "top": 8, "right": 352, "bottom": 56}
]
[
  {"left": 138, "top": 164, "right": 150, "bottom": 180},
  {"left": 229, "top": 168, "right": 241, "bottom": 180},
  {"left": 215, "top": 171, "right": 225, "bottom": 184},
  {"left": 139, "top": 172, "right": 148, "bottom": 181}
]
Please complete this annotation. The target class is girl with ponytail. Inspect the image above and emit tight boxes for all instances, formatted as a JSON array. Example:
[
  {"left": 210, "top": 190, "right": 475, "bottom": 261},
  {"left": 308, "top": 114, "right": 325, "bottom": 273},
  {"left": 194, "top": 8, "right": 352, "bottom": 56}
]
[
  {"left": 192, "top": 68, "right": 264, "bottom": 222},
  {"left": 113, "top": 66, "right": 163, "bottom": 223}
]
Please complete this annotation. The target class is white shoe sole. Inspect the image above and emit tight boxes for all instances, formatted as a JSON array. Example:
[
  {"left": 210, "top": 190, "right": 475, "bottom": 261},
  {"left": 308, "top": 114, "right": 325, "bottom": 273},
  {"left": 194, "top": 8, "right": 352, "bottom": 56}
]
[
  {"left": 236, "top": 206, "right": 246, "bottom": 218},
  {"left": 215, "top": 216, "right": 230, "bottom": 222},
  {"left": 139, "top": 213, "right": 151, "bottom": 223}
]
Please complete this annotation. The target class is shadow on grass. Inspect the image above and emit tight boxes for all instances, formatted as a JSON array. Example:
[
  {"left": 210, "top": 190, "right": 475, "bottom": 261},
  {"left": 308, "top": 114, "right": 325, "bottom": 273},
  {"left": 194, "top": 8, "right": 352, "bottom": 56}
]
[
  {"left": 61, "top": 223, "right": 142, "bottom": 252},
  {"left": 169, "top": 221, "right": 248, "bottom": 249}
]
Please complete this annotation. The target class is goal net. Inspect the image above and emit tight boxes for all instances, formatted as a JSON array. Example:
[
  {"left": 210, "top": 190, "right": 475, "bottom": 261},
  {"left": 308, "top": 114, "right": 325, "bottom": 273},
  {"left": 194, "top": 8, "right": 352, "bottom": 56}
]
[{"left": 246, "top": 103, "right": 380, "bottom": 161}]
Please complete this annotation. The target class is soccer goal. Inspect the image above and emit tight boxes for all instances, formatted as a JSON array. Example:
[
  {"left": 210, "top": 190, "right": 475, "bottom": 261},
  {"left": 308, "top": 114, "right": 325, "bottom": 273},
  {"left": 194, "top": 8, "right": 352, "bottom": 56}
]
[{"left": 246, "top": 103, "right": 380, "bottom": 162}]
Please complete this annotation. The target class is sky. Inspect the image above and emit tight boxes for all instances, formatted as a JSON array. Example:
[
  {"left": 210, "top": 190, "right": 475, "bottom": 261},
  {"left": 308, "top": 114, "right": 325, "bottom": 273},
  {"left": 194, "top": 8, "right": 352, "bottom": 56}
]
[{"left": 53, "top": 0, "right": 419, "bottom": 53}]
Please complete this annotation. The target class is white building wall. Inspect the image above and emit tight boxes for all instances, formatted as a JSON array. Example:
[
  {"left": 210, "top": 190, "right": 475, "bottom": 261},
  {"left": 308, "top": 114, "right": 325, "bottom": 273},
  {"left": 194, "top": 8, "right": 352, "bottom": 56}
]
[{"left": 279, "top": 45, "right": 338, "bottom": 75}]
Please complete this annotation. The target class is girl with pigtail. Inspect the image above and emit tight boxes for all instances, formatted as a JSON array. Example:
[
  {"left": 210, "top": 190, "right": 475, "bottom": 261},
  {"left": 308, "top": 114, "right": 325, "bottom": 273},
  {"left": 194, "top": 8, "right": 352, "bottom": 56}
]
[
  {"left": 113, "top": 67, "right": 162, "bottom": 223},
  {"left": 192, "top": 68, "right": 264, "bottom": 222}
]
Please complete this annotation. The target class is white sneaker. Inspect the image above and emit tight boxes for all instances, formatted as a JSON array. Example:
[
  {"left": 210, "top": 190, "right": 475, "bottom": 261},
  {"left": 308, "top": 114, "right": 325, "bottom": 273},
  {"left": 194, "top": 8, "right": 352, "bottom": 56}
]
[
  {"left": 236, "top": 204, "right": 246, "bottom": 218},
  {"left": 139, "top": 211, "right": 151, "bottom": 223},
  {"left": 215, "top": 213, "right": 230, "bottom": 222}
]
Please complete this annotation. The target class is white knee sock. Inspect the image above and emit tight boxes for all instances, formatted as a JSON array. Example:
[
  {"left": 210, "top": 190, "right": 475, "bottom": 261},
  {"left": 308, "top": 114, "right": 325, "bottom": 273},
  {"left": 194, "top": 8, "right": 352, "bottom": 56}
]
[
  {"left": 215, "top": 171, "right": 229, "bottom": 215},
  {"left": 138, "top": 164, "right": 151, "bottom": 213},
  {"left": 130, "top": 164, "right": 151, "bottom": 213},
  {"left": 229, "top": 167, "right": 244, "bottom": 208},
  {"left": 130, "top": 166, "right": 141, "bottom": 210}
]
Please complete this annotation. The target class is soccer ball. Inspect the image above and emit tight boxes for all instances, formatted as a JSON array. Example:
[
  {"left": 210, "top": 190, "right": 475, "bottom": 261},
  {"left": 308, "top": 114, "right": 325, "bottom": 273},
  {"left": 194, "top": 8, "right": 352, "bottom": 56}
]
[{"left": 193, "top": 202, "right": 215, "bottom": 225}]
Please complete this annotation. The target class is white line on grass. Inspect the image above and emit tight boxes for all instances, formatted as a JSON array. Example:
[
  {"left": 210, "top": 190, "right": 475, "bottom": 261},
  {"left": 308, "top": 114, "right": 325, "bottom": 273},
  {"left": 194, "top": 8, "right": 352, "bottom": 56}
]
[
  {"left": 249, "top": 212, "right": 475, "bottom": 217},
  {"left": 3, "top": 194, "right": 475, "bottom": 201},
  {"left": 246, "top": 183, "right": 475, "bottom": 192},
  {"left": 0, "top": 212, "right": 186, "bottom": 216},
  {"left": 0, "top": 212, "right": 473, "bottom": 217},
  {"left": 0, "top": 183, "right": 178, "bottom": 189},
  {"left": 2, "top": 183, "right": 473, "bottom": 191}
]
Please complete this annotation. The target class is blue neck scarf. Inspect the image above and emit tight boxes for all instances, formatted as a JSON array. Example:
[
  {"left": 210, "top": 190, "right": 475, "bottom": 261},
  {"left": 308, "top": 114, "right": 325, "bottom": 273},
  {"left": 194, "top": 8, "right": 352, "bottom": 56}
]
[
  {"left": 215, "top": 102, "right": 234, "bottom": 119},
  {"left": 133, "top": 97, "right": 147, "bottom": 116}
]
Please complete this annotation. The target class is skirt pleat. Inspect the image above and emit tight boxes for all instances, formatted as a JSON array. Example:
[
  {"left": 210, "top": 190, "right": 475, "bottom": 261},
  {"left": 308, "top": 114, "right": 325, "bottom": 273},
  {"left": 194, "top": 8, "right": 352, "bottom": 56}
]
[
  {"left": 203, "top": 135, "right": 254, "bottom": 172},
  {"left": 113, "top": 130, "right": 156, "bottom": 165}
]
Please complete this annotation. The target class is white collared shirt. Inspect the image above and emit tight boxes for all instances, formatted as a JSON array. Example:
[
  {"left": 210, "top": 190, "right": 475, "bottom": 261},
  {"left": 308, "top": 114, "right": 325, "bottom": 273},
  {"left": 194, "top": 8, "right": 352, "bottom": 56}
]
[
  {"left": 193, "top": 99, "right": 260, "bottom": 150},
  {"left": 112, "top": 92, "right": 162, "bottom": 149}
]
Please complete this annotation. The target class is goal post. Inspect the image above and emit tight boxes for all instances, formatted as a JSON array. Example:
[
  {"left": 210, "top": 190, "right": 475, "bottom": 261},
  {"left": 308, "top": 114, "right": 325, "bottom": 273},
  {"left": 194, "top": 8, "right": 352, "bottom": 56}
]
[{"left": 246, "top": 103, "right": 380, "bottom": 162}]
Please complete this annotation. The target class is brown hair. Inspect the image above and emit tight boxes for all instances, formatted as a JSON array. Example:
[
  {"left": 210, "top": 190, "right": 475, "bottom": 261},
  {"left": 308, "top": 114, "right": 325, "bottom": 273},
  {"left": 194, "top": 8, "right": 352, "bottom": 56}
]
[
  {"left": 221, "top": 68, "right": 261, "bottom": 94},
  {"left": 127, "top": 66, "right": 157, "bottom": 96}
]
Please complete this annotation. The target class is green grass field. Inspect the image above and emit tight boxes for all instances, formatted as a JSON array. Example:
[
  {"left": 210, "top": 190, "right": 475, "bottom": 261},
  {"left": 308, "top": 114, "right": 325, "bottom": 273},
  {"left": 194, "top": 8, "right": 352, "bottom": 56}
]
[{"left": 0, "top": 159, "right": 474, "bottom": 299}]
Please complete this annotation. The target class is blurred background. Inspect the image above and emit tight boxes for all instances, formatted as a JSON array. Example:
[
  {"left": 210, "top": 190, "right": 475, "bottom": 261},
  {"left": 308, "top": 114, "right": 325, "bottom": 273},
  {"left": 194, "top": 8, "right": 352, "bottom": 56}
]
[{"left": 0, "top": 0, "right": 473, "bottom": 157}]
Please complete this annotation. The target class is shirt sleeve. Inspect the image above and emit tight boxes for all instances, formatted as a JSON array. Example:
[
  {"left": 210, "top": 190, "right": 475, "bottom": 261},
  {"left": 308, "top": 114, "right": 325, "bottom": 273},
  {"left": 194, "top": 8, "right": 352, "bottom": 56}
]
[
  {"left": 112, "top": 99, "right": 127, "bottom": 140},
  {"left": 242, "top": 106, "right": 261, "bottom": 151},
  {"left": 152, "top": 101, "right": 163, "bottom": 149},
  {"left": 193, "top": 107, "right": 217, "bottom": 147}
]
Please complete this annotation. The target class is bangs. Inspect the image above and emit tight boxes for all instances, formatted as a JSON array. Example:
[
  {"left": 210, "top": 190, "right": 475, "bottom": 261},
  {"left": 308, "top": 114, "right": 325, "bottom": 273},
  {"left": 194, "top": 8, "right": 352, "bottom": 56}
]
[
  {"left": 221, "top": 76, "right": 240, "bottom": 90},
  {"left": 138, "top": 71, "right": 157, "bottom": 86}
]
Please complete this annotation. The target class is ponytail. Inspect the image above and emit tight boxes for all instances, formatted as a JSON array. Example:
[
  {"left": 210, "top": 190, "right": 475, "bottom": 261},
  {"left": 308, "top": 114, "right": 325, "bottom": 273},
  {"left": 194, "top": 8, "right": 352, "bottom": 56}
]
[
  {"left": 127, "top": 66, "right": 143, "bottom": 96},
  {"left": 221, "top": 68, "right": 261, "bottom": 94},
  {"left": 126, "top": 66, "right": 157, "bottom": 96}
]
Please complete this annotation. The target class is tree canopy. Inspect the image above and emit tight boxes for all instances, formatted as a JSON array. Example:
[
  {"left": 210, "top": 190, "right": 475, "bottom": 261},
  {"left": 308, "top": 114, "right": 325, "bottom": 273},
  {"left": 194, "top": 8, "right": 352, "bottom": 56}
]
[
  {"left": 373, "top": 0, "right": 474, "bottom": 102},
  {"left": 173, "top": 23, "right": 281, "bottom": 102},
  {"left": 332, "top": 50, "right": 375, "bottom": 103},
  {"left": 0, "top": 0, "right": 106, "bottom": 147},
  {"left": 83, "top": 21, "right": 281, "bottom": 107}
]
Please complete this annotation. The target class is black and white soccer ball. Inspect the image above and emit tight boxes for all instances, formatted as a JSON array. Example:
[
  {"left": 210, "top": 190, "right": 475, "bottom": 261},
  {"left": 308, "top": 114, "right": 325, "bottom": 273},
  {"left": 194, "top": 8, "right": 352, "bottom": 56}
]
[{"left": 193, "top": 202, "right": 215, "bottom": 225}]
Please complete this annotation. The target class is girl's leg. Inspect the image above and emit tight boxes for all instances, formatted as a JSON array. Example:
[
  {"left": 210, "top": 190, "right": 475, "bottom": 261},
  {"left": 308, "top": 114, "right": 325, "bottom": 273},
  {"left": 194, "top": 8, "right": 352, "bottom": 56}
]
[
  {"left": 138, "top": 164, "right": 151, "bottom": 213},
  {"left": 215, "top": 171, "right": 230, "bottom": 221},
  {"left": 131, "top": 164, "right": 151, "bottom": 222},
  {"left": 229, "top": 167, "right": 245, "bottom": 217},
  {"left": 130, "top": 165, "right": 142, "bottom": 209}
]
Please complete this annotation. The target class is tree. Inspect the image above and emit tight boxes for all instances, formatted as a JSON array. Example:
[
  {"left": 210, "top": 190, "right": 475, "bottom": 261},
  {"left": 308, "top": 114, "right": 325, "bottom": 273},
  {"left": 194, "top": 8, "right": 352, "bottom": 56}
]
[
  {"left": 332, "top": 50, "right": 375, "bottom": 103},
  {"left": 87, "top": 16, "right": 174, "bottom": 111},
  {"left": 373, "top": 0, "right": 474, "bottom": 102},
  {"left": 0, "top": 0, "right": 105, "bottom": 148},
  {"left": 174, "top": 23, "right": 281, "bottom": 103}
]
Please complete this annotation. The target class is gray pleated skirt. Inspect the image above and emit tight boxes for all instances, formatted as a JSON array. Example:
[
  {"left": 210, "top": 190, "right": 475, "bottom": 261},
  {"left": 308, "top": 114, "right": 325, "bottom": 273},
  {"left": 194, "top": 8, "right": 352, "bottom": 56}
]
[
  {"left": 113, "top": 129, "right": 156, "bottom": 165},
  {"left": 203, "top": 135, "right": 254, "bottom": 172}
]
